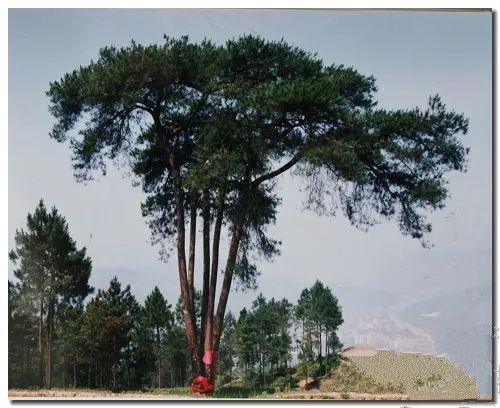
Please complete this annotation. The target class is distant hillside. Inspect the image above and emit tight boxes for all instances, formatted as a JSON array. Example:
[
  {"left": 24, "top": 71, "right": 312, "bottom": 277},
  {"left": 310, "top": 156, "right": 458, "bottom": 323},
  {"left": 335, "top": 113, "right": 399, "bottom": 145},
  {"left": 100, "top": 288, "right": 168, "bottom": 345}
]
[
  {"left": 321, "top": 347, "right": 479, "bottom": 400},
  {"left": 335, "top": 285, "right": 492, "bottom": 397},
  {"left": 398, "top": 286, "right": 492, "bottom": 396}
]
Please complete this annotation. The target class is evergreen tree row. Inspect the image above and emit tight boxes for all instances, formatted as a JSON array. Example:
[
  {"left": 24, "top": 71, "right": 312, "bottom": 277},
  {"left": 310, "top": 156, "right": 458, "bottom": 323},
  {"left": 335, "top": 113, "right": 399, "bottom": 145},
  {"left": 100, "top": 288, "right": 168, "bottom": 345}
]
[{"left": 9, "top": 201, "right": 343, "bottom": 390}]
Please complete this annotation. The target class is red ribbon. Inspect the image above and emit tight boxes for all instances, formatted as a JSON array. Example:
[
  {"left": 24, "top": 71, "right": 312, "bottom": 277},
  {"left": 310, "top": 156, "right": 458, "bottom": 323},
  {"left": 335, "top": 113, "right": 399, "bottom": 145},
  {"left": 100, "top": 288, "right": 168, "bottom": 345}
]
[{"left": 191, "top": 375, "right": 214, "bottom": 394}]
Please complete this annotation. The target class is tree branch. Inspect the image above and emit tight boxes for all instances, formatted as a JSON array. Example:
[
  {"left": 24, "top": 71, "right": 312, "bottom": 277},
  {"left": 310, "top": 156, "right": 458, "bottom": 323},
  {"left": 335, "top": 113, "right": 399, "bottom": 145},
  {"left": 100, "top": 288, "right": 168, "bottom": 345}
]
[
  {"left": 171, "top": 93, "right": 209, "bottom": 136},
  {"left": 251, "top": 152, "right": 302, "bottom": 187}
]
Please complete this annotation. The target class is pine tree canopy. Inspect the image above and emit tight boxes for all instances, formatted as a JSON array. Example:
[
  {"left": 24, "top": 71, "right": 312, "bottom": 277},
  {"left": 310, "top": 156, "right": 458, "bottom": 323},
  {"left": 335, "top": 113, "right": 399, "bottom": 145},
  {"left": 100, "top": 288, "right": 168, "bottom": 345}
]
[
  {"left": 10, "top": 199, "right": 93, "bottom": 307},
  {"left": 47, "top": 35, "right": 468, "bottom": 249}
]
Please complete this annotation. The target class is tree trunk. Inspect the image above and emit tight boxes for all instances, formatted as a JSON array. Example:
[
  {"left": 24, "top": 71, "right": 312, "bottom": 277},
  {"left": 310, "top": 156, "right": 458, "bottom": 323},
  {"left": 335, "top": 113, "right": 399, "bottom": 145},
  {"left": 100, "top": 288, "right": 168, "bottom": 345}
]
[
  {"left": 158, "top": 355, "right": 161, "bottom": 389},
  {"left": 199, "top": 189, "right": 211, "bottom": 356},
  {"left": 113, "top": 335, "right": 116, "bottom": 389},
  {"left": 213, "top": 222, "right": 243, "bottom": 351},
  {"left": 38, "top": 299, "right": 44, "bottom": 387},
  {"left": 73, "top": 357, "right": 77, "bottom": 388},
  {"left": 203, "top": 190, "right": 225, "bottom": 384},
  {"left": 261, "top": 351, "right": 265, "bottom": 387},
  {"left": 87, "top": 353, "right": 92, "bottom": 388},
  {"left": 228, "top": 336, "right": 232, "bottom": 383},
  {"left": 187, "top": 193, "right": 197, "bottom": 309},
  {"left": 325, "top": 331, "right": 329, "bottom": 375},
  {"left": 318, "top": 324, "right": 322, "bottom": 374},
  {"left": 204, "top": 221, "right": 243, "bottom": 391},
  {"left": 62, "top": 357, "right": 66, "bottom": 388},
  {"left": 319, "top": 324, "right": 322, "bottom": 358},
  {"left": 126, "top": 341, "right": 131, "bottom": 389},
  {"left": 26, "top": 344, "right": 31, "bottom": 387},
  {"left": 302, "top": 319, "right": 307, "bottom": 383},
  {"left": 157, "top": 326, "right": 161, "bottom": 388},
  {"left": 169, "top": 155, "right": 201, "bottom": 374},
  {"left": 46, "top": 297, "right": 53, "bottom": 389},
  {"left": 19, "top": 347, "right": 24, "bottom": 387}
]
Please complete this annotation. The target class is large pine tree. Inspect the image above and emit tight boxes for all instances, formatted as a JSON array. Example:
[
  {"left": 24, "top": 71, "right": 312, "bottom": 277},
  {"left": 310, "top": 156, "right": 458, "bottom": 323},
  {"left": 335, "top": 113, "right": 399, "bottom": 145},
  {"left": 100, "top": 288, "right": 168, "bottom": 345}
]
[{"left": 47, "top": 35, "right": 468, "bottom": 392}]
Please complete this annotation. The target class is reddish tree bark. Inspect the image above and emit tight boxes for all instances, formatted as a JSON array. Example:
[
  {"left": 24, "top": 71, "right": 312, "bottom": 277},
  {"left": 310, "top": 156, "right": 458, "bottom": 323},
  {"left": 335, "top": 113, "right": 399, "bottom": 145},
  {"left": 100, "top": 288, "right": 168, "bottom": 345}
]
[
  {"left": 187, "top": 194, "right": 197, "bottom": 309},
  {"left": 199, "top": 189, "right": 211, "bottom": 356},
  {"left": 170, "top": 155, "right": 202, "bottom": 374},
  {"left": 203, "top": 191, "right": 225, "bottom": 385},
  {"left": 214, "top": 223, "right": 243, "bottom": 352}
]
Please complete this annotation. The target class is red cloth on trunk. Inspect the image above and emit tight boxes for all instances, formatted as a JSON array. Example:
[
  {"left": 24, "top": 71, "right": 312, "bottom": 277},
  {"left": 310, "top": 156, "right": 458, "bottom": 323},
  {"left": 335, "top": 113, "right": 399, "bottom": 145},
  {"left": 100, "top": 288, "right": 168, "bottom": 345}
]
[{"left": 191, "top": 375, "right": 214, "bottom": 394}]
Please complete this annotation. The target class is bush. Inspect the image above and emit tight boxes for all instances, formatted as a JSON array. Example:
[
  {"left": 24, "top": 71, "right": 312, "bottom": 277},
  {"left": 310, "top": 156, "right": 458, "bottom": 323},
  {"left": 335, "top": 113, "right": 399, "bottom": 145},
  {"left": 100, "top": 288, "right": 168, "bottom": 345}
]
[{"left": 270, "top": 376, "right": 296, "bottom": 392}]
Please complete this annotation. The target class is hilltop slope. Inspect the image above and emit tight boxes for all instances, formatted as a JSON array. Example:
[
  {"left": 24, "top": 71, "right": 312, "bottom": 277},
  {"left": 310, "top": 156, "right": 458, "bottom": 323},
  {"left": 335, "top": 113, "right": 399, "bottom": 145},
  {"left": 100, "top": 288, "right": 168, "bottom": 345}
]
[{"left": 320, "top": 347, "right": 479, "bottom": 400}]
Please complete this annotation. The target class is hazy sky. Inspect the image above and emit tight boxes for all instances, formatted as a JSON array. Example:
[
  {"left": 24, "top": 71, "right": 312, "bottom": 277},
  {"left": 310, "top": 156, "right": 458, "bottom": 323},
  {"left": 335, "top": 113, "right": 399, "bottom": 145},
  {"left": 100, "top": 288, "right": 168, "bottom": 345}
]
[{"left": 9, "top": 9, "right": 492, "bottom": 315}]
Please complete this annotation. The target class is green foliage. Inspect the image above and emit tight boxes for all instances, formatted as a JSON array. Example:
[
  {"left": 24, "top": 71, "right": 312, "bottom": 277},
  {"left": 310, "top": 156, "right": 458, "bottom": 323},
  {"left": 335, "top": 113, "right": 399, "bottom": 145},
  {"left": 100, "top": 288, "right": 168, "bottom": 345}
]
[
  {"left": 141, "top": 287, "right": 173, "bottom": 335},
  {"left": 218, "top": 311, "right": 237, "bottom": 385},
  {"left": 134, "top": 287, "right": 173, "bottom": 388},
  {"left": 295, "top": 281, "right": 343, "bottom": 378},
  {"left": 82, "top": 277, "right": 140, "bottom": 388},
  {"left": 9, "top": 200, "right": 93, "bottom": 388},
  {"left": 8, "top": 281, "right": 37, "bottom": 388},
  {"left": 235, "top": 294, "right": 293, "bottom": 388},
  {"left": 56, "top": 305, "right": 86, "bottom": 386},
  {"left": 47, "top": 35, "right": 468, "bottom": 273},
  {"left": 299, "top": 94, "right": 469, "bottom": 243},
  {"left": 10, "top": 199, "right": 93, "bottom": 309}
]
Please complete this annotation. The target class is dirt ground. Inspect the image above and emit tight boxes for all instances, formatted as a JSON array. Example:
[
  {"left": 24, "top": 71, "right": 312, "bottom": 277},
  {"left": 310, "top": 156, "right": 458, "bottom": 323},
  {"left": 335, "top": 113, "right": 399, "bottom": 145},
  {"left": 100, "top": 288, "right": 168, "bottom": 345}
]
[
  {"left": 8, "top": 389, "right": 201, "bottom": 400},
  {"left": 9, "top": 389, "right": 410, "bottom": 400},
  {"left": 267, "top": 390, "right": 410, "bottom": 400}
]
